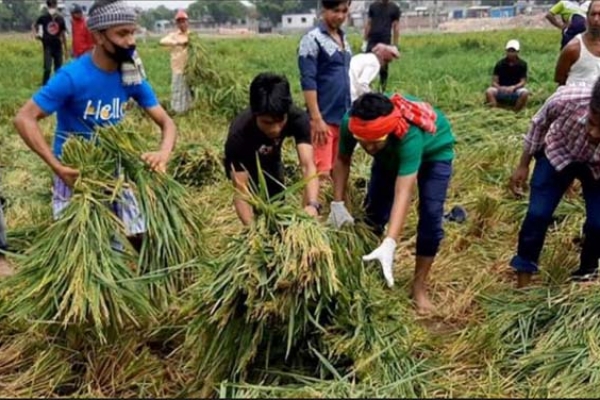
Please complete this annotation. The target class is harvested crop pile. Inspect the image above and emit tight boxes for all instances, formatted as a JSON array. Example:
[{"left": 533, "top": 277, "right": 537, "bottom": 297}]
[
  {"left": 1, "top": 124, "right": 206, "bottom": 338},
  {"left": 181, "top": 167, "right": 435, "bottom": 397},
  {"left": 97, "top": 126, "right": 206, "bottom": 307},
  {"left": 184, "top": 36, "right": 248, "bottom": 119},
  {"left": 170, "top": 142, "right": 223, "bottom": 188},
  {"left": 1, "top": 138, "right": 154, "bottom": 341}
]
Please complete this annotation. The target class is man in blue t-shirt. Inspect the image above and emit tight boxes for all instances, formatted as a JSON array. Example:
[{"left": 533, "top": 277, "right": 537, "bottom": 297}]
[{"left": 13, "top": 0, "right": 177, "bottom": 251}]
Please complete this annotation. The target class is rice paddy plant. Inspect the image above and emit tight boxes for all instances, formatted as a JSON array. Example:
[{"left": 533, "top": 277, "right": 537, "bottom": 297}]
[
  {"left": 0, "top": 138, "right": 154, "bottom": 341},
  {"left": 184, "top": 36, "right": 248, "bottom": 119},
  {"left": 513, "top": 286, "right": 600, "bottom": 387},
  {"left": 97, "top": 125, "right": 206, "bottom": 306}
]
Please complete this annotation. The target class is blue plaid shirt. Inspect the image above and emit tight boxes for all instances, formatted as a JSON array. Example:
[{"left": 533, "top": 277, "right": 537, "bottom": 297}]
[{"left": 298, "top": 22, "right": 352, "bottom": 126}]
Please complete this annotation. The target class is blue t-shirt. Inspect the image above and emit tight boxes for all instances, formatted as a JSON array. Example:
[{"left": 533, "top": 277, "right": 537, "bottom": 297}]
[{"left": 33, "top": 53, "right": 159, "bottom": 157}]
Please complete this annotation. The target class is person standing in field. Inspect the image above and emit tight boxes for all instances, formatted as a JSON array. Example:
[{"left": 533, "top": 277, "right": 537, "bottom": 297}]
[
  {"left": 362, "top": 0, "right": 401, "bottom": 93},
  {"left": 349, "top": 43, "right": 399, "bottom": 102},
  {"left": 547, "top": 0, "right": 589, "bottom": 49},
  {"left": 33, "top": 0, "right": 69, "bottom": 86},
  {"left": 224, "top": 73, "right": 321, "bottom": 225},
  {"left": 160, "top": 10, "right": 193, "bottom": 115},
  {"left": 328, "top": 92, "right": 455, "bottom": 315},
  {"left": 555, "top": 0, "right": 600, "bottom": 87},
  {"left": 485, "top": 39, "right": 530, "bottom": 112},
  {"left": 13, "top": 0, "right": 177, "bottom": 252},
  {"left": 298, "top": 0, "right": 352, "bottom": 183},
  {"left": 509, "top": 79, "right": 600, "bottom": 288},
  {"left": 70, "top": 3, "right": 95, "bottom": 58}
]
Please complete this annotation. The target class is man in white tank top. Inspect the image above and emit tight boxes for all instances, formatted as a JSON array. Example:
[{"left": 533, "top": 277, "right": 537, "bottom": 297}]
[{"left": 555, "top": 0, "right": 600, "bottom": 86}]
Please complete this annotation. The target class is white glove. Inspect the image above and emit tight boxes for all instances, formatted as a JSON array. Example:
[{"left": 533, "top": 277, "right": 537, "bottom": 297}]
[
  {"left": 363, "top": 238, "right": 396, "bottom": 288},
  {"left": 327, "top": 201, "right": 355, "bottom": 229},
  {"left": 361, "top": 41, "right": 368, "bottom": 52}
]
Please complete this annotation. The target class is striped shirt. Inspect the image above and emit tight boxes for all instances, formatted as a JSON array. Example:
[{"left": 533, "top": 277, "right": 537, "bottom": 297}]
[{"left": 524, "top": 85, "right": 600, "bottom": 179}]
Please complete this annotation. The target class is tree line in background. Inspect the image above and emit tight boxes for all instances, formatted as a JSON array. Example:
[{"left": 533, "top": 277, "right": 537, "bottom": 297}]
[
  {"left": 0, "top": 0, "right": 40, "bottom": 31},
  {"left": 0, "top": 0, "right": 561, "bottom": 32}
]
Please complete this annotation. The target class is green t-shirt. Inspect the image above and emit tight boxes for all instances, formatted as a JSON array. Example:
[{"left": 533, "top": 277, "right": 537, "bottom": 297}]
[
  {"left": 339, "top": 95, "right": 455, "bottom": 176},
  {"left": 549, "top": 1, "right": 586, "bottom": 23}
]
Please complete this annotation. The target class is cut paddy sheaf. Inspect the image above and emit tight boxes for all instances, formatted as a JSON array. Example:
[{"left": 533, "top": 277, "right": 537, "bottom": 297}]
[{"left": 0, "top": 30, "right": 597, "bottom": 397}]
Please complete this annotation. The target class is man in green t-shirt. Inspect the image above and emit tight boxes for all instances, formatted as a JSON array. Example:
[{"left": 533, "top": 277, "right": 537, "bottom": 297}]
[
  {"left": 546, "top": 0, "right": 589, "bottom": 49},
  {"left": 328, "top": 93, "right": 454, "bottom": 315}
]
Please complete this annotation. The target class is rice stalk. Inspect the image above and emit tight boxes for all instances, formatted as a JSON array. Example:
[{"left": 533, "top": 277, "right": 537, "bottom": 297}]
[
  {"left": 0, "top": 138, "right": 154, "bottom": 341},
  {"left": 97, "top": 125, "right": 206, "bottom": 307}
]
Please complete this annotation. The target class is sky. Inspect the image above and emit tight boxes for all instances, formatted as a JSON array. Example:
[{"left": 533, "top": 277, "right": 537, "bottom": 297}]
[{"left": 127, "top": 1, "right": 195, "bottom": 10}]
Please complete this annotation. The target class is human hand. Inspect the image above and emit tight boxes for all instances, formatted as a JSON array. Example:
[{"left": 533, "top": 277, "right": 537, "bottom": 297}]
[
  {"left": 310, "top": 118, "right": 330, "bottom": 147},
  {"left": 509, "top": 164, "right": 529, "bottom": 197},
  {"left": 327, "top": 201, "right": 354, "bottom": 228},
  {"left": 141, "top": 150, "right": 170, "bottom": 173},
  {"left": 55, "top": 165, "right": 80, "bottom": 187},
  {"left": 363, "top": 237, "right": 397, "bottom": 288}
]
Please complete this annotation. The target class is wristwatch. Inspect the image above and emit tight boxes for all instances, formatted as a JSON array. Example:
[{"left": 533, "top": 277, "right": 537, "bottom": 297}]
[{"left": 308, "top": 201, "right": 322, "bottom": 215}]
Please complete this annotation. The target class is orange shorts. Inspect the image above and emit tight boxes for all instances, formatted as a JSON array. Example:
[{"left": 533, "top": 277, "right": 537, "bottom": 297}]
[{"left": 313, "top": 124, "right": 339, "bottom": 174}]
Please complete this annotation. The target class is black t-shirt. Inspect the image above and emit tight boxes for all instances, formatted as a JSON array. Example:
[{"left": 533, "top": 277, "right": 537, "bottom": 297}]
[
  {"left": 224, "top": 106, "right": 312, "bottom": 179},
  {"left": 367, "top": 1, "right": 401, "bottom": 45},
  {"left": 36, "top": 12, "right": 67, "bottom": 48},
  {"left": 493, "top": 57, "right": 528, "bottom": 86}
]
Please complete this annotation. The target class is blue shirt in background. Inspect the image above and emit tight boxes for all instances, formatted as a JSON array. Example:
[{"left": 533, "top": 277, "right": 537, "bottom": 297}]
[
  {"left": 33, "top": 53, "right": 159, "bottom": 157},
  {"left": 298, "top": 22, "right": 352, "bottom": 126}
]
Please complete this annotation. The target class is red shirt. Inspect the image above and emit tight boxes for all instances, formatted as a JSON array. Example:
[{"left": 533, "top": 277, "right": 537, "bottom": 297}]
[{"left": 71, "top": 17, "right": 94, "bottom": 57}]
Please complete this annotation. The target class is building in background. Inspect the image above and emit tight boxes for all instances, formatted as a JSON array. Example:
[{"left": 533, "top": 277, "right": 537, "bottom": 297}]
[{"left": 281, "top": 12, "right": 316, "bottom": 31}]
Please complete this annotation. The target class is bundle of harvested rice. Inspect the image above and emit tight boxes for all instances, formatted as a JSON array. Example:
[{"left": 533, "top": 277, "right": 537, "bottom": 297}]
[
  {"left": 184, "top": 36, "right": 248, "bottom": 119},
  {"left": 181, "top": 167, "right": 341, "bottom": 390},
  {"left": 170, "top": 143, "right": 223, "bottom": 188},
  {"left": 1, "top": 137, "right": 154, "bottom": 341},
  {"left": 180, "top": 163, "right": 433, "bottom": 396},
  {"left": 97, "top": 125, "right": 206, "bottom": 305}
]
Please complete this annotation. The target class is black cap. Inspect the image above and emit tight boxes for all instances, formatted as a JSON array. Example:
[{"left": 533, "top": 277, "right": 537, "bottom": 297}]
[{"left": 71, "top": 3, "right": 83, "bottom": 13}]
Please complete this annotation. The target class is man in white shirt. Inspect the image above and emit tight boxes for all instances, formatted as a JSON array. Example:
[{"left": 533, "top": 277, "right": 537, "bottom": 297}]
[
  {"left": 349, "top": 44, "right": 399, "bottom": 102},
  {"left": 555, "top": 0, "right": 600, "bottom": 87}
]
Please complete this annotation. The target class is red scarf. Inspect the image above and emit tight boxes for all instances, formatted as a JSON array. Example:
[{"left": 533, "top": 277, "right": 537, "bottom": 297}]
[{"left": 348, "top": 94, "right": 437, "bottom": 141}]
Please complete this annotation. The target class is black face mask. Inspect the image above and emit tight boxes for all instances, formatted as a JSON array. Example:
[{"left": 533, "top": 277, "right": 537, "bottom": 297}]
[{"left": 104, "top": 36, "right": 136, "bottom": 64}]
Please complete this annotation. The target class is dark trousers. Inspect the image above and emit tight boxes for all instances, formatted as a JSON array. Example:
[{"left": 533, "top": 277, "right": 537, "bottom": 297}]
[
  {"left": 43, "top": 45, "right": 63, "bottom": 85},
  {"left": 561, "top": 14, "right": 586, "bottom": 50},
  {"left": 364, "top": 158, "right": 452, "bottom": 257},
  {"left": 510, "top": 156, "right": 600, "bottom": 274},
  {"left": 367, "top": 41, "right": 390, "bottom": 92}
]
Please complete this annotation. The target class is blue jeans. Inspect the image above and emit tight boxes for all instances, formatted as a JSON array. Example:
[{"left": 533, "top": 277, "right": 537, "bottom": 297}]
[
  {"left": 510, "top": 155, "right": 600, "bottom": 274},
  {"left": 364, "top": 159, "right": 452, "bottom": 257}
]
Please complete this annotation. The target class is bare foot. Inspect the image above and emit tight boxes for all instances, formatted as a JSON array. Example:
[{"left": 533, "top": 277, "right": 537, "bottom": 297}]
[
  {"left": 0, "top": 257, "right": 14, "bottom": 277},
  {"left": 410, "top": 289, "right": 435, "bottom": 316}
]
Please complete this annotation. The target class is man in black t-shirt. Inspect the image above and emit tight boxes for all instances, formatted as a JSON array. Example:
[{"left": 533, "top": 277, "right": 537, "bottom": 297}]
[
  {"left": 363, "top": 0, "right": 401, "bottom": 93},
  {"left": 485, "top": 39, "right": 530, "bottom": 112},
  {"left": 224, "top": 73, "right": 321, "bottom": 225},
  {"left": 33, "top": 0, "right": 68, "bottom": 86}
]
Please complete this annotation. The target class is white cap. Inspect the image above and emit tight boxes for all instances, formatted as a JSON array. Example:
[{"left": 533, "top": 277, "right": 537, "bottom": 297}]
[{"left": 505, "top": 39, "right": 520, "bottom": 51}]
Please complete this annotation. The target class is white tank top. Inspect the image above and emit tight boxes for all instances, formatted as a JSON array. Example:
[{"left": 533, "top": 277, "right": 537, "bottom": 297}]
[{"left": 566, "top": 34, "right": 600, "bottom": 87}]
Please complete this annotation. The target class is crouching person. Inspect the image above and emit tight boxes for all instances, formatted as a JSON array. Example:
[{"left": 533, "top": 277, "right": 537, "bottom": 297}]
[
  {"left": 329, "top": 93, "right": 455, "bottom": 315},
  {"left": 224, "top": 72, "right": 321, "bottom": 225},
  {"left": 13, "top": 0, "right": 177, "bottom": 252},
  {"left": 509, "top": 80, "right": 600, "bottom": 287}
]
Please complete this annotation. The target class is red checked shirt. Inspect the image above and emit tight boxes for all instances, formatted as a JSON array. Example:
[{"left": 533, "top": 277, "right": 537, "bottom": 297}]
[{"left": 524, "top": 85, "right": 600, "bottom": 179}]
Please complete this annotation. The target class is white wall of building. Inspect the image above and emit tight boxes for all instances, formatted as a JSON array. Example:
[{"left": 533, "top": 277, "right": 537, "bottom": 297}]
[{"left": 281, "top": 13, "right": 316, "bottom": 30}]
